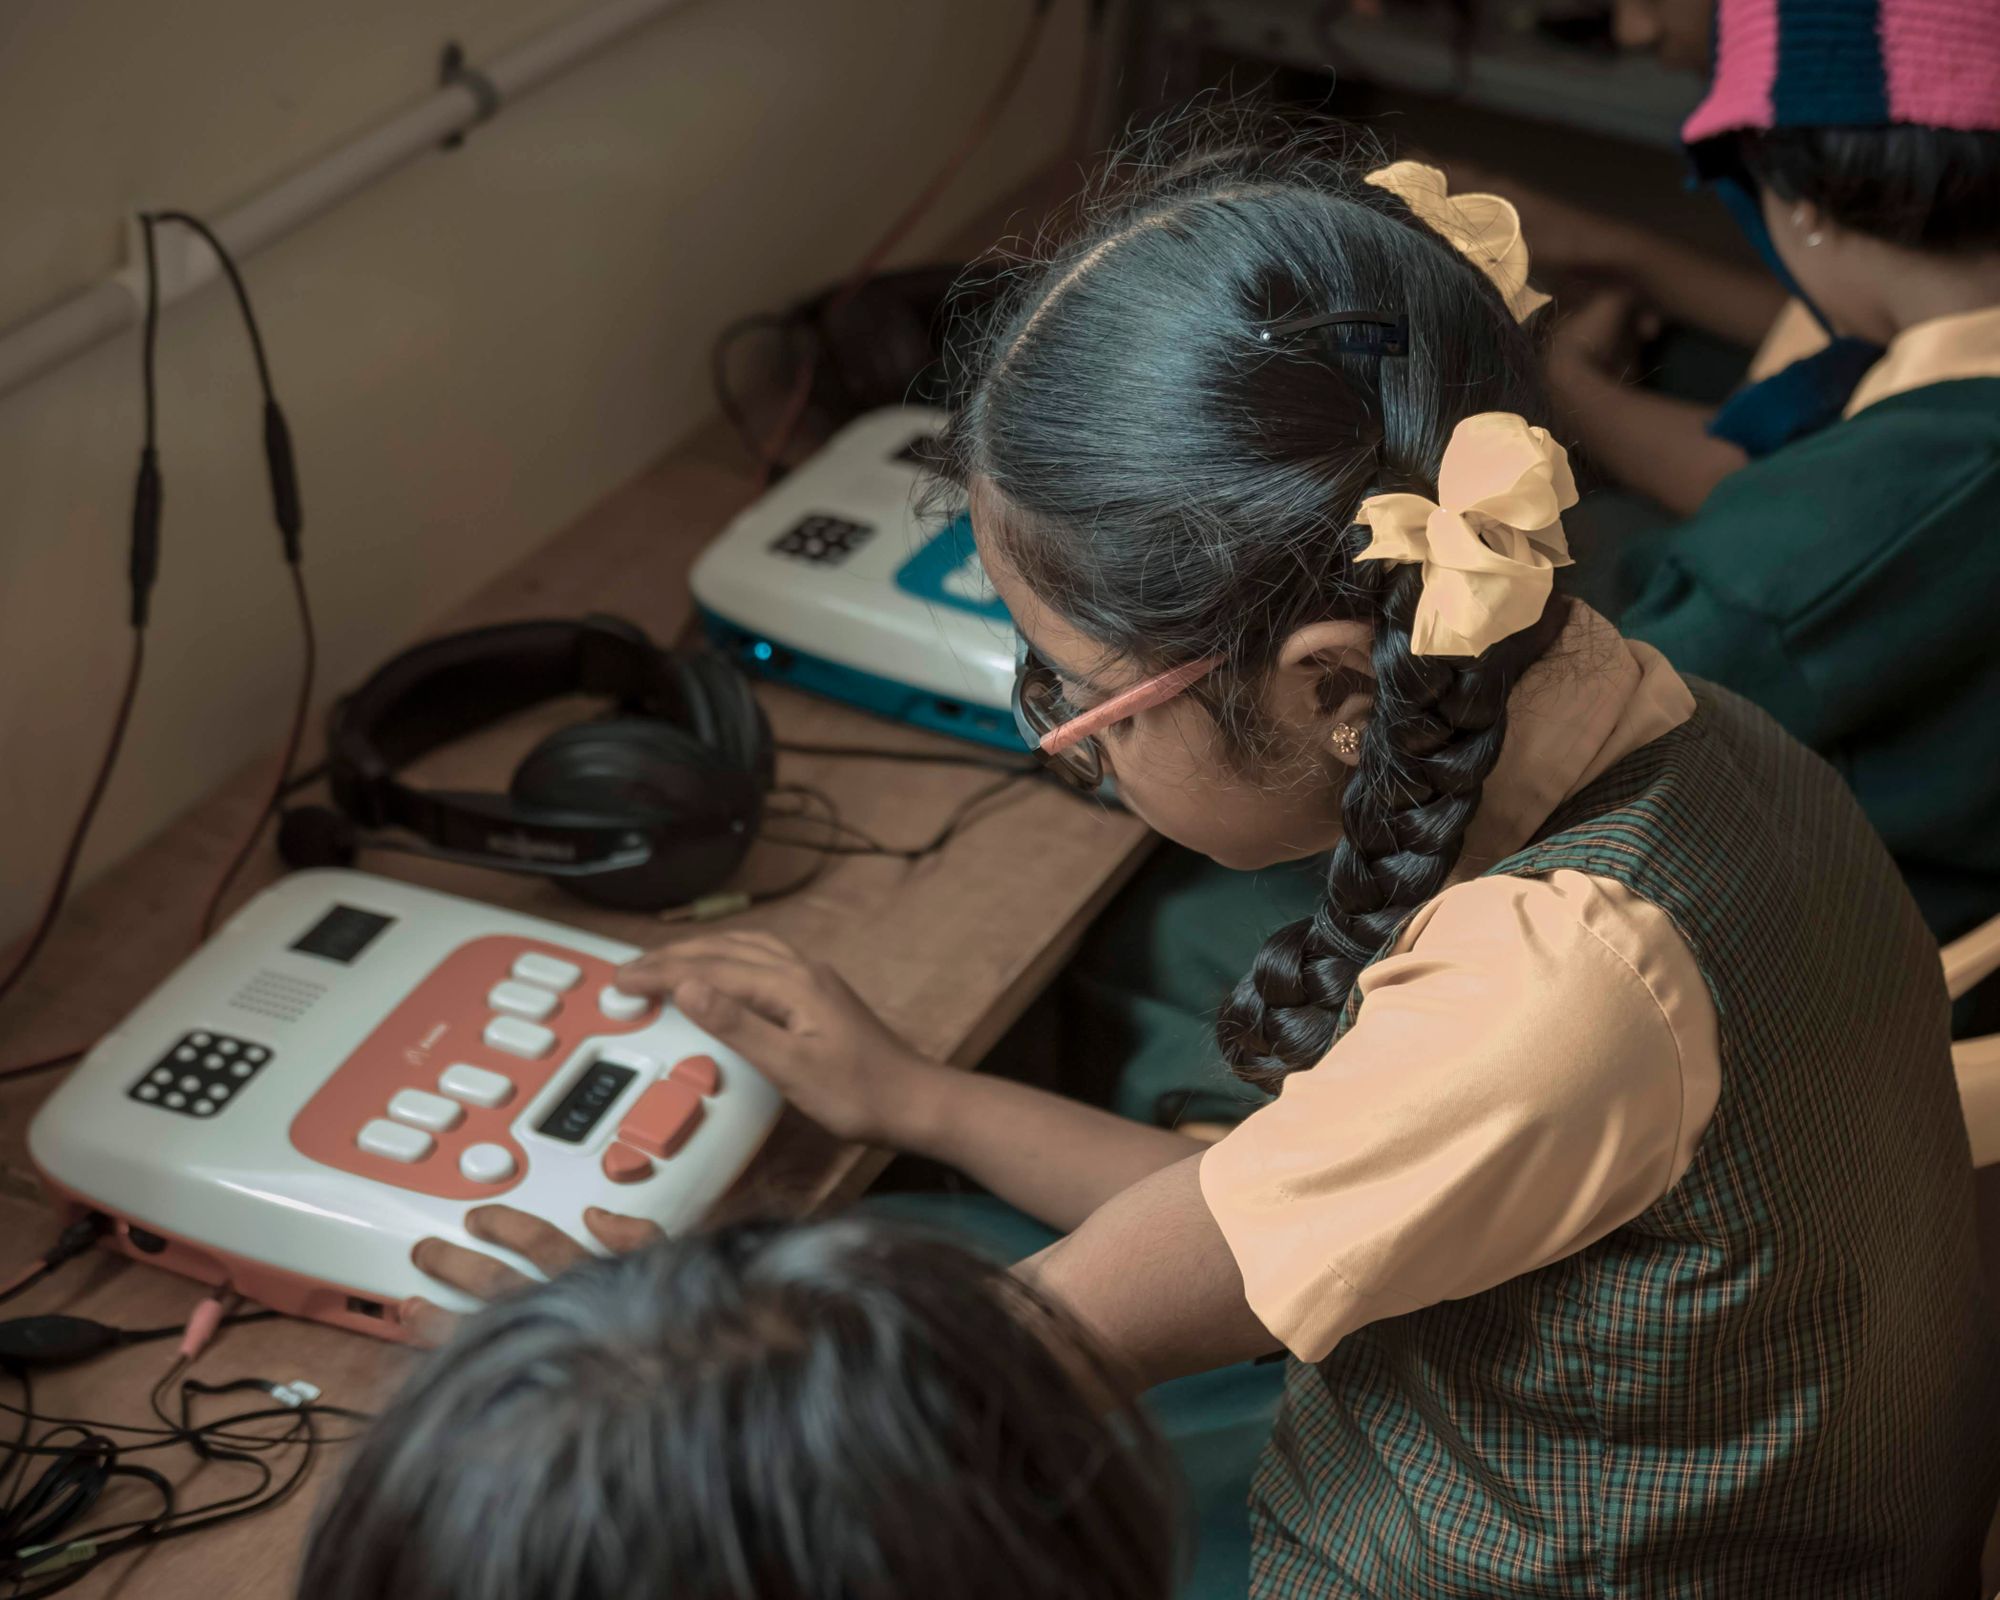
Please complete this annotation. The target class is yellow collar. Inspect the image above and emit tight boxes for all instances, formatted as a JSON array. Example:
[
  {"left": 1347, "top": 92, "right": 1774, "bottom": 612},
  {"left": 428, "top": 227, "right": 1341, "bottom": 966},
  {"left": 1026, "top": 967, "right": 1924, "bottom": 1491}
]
[
  {"left": 1454, "top": 604, "right": 1695, "bottom": 880},
  {"left": 1845, "top": 303, "right": 2000, "bottom": 418}
]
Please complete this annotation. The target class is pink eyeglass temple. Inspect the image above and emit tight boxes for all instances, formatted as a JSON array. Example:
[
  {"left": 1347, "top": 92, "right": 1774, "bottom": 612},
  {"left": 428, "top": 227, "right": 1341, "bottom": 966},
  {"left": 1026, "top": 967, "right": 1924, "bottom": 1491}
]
[{"left": 1037, "top": 656, "right": 1225, "bottom": 757}]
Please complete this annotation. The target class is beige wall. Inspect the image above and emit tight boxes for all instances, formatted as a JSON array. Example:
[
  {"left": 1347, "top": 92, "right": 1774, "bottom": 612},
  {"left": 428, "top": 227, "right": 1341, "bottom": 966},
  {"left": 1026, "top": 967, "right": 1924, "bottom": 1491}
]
[{"left": 0, "top": 0, "right": 1093, "bottom": 945}]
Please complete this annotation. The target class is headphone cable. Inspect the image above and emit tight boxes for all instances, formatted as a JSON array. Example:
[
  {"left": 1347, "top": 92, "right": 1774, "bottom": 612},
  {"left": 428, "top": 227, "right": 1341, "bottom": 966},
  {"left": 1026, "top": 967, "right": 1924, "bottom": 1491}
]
[
  {"left": 0, "top": 638, "right": 146, "bottom": 1015},
  {"left": 0, "top": 212, "right": 313, "bottom": 1085},
  {"left": 657, "top": 770, "right": 1033, "bottom": 925},
  {"left": 759, "top": 769, "right": 1032, "bottom": 861},
  {"left": 0, "top": 219, "right": 163, "bottom": 1017},
  {"left": 134, "top": 212, "right": 315, "bottom": 944},
  {"left": 1, "top": 1321, "right": 369, "bottom": 1595},
  {"left": 0, "top": 1050, "right": 87, "bottom": 1090}
]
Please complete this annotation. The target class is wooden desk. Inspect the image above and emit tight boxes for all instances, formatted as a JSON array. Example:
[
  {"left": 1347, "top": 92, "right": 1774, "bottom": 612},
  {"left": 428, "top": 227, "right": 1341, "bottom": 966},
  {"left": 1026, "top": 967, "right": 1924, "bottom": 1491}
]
[{"left": 0, "top": 176, "right": 1153, "bottom": 1595}]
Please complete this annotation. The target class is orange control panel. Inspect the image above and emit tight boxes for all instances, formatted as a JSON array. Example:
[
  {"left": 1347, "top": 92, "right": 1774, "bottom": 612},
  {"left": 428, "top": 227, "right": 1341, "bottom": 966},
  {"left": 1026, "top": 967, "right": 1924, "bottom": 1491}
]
[{"left": 287, "top": 934, "right": 697, "bottom": 1200}]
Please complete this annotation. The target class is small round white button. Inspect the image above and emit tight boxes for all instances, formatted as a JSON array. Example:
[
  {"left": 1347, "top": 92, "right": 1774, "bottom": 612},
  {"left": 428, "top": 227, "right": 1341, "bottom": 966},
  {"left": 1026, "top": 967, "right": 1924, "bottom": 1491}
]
[
  {"left": 150, "top": 1067, "right": 173, "bottom": 1085},
  {"left": 165, "top": 1092, "right": 187, "bottom": 1109},
  {"left": 231, "top": 1061, "right": 253, "bottom": 1079},
  {"left": 204, "top": 1054, "right": 224, "bottom": 1070},
  {"left": 459, "top": 1143, "right": 517, "bottom": 1184},
  {"left": 598, "top": 985, "right": 649, "bottom": 1022},
  {"left": 136, "top": 1084, "right": 160, "bottom": 1101},
  {"left": 179, "top": 1075, "right": 201, "bottom": 1093},
  {"left": 193, "top": 1099, "right": 216, "bottom": 1116},
  {"left": 175, "top": 1046, "right": 196, "bottom": 1062},
  {"left": 207, "top": 1081, "right": 231, "bottom": 1101},
  {"left": 217, "top": 1039, "right": 238, "bottom": 1055},
  {"left": 190, "top": 1032, "right": 211, "bottom": 1047}
]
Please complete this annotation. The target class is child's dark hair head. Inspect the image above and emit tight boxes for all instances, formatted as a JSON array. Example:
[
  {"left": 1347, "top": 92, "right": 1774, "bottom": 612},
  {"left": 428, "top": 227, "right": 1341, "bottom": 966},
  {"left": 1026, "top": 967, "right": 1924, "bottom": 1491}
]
[
  {"left": 298, "top": 1218, "right": 1178, "bottom": 1600},
  {"left": 1738, "top": 125, "right": 2000, "bottom": 253},
  {"left": 934, "top": 113, "right": 1567, "bottom": 1089}
]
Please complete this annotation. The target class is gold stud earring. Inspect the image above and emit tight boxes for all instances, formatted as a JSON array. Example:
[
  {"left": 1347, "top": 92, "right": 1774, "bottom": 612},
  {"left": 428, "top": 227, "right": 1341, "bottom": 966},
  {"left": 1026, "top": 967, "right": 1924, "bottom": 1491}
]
[{"left": 1330, "top": 722, "right": 1362, "bottom": 758}]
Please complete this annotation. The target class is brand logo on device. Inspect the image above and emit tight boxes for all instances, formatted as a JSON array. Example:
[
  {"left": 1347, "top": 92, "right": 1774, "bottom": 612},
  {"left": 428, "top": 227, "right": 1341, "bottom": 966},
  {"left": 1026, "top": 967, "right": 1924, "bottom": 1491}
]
[
  {"left": 405, "top": 1021, "right": 449, "bottom": 1071},
  {"left": 485, "top": 830, "right": 578, "bottom": 863}
]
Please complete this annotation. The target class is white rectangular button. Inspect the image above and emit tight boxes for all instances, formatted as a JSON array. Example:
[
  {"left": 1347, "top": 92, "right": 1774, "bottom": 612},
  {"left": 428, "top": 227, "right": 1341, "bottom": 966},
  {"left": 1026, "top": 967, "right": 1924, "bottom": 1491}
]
[
  {"left": 484, "top": 1016, "right": 555, "bottom": 1059},
  {"left": 358, "top": 1118, "right": 433, "bottom": 1163},
  {"left": 439, "top": 1062, "right": 514, "bottom": 1109},
  {"left": 389, "top": 1088, "right": 465, "bottom": 1132},
  {"left": 488, "top": 980, "right": 558, "bottom": 1021},
  {"left": 512, "top": 953, "right": 582, "bottom": 991}
]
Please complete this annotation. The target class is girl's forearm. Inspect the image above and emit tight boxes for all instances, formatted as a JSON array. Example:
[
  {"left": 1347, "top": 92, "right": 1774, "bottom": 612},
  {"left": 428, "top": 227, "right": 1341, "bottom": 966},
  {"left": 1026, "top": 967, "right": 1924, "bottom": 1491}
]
[
  {"left": 891, "top": 1067, "right": 1203, "bottom": 1233},
  {"left": 1600, "top": 226, "right": 1787, "bottom": 350},
  {"left": 1020, "top": 1153, "right": 1277, "bottom": 1390},
  {"left": 1554, "top": 362, "right": 1747, "bottom": 518}
]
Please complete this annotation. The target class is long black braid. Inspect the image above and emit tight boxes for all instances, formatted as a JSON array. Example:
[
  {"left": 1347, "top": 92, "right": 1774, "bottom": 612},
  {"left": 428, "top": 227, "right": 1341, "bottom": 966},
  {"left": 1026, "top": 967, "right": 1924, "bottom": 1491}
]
[{"left": 1216, "top": 555, "right": 1567, "bottom": 1088}]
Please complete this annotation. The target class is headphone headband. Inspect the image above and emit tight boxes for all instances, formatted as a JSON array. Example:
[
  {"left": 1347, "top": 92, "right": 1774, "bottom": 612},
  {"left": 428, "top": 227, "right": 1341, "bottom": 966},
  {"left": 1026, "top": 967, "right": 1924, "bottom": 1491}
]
[
  {"left": 330, "top": 617, "right": 684, "bottom": 795},
  {"left": 310, "top": 616, "right": 772, "bottom": 906}
]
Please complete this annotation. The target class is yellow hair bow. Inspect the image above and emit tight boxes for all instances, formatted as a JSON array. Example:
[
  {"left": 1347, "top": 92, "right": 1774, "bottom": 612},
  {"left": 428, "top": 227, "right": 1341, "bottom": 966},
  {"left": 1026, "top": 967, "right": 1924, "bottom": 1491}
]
[
  {"left": 1365, "top": 161, "right": 1550, "bottom": 324},
  {"left": 1356, "top": 413, "right": 1577, "bottom": 658}
]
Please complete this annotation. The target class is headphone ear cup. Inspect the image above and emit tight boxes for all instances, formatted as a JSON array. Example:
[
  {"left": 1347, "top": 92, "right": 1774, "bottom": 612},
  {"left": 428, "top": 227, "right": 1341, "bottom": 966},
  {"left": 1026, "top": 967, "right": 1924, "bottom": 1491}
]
[
  {"left": 278, "top": 806, "right": 358, "bottom": 871},
  {"left": 510, "top": 719, "right": 758, "bottom": 911},
  {"left": 678, "top": 651, "right": 774, "bottom": 784}
]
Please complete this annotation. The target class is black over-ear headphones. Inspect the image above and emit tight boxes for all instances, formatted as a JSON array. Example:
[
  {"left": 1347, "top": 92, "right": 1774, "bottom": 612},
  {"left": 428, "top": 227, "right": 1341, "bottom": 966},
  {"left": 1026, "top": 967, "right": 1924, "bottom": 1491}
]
[{"left": 278, "top": 615, "right": 774, "bottom": 911}]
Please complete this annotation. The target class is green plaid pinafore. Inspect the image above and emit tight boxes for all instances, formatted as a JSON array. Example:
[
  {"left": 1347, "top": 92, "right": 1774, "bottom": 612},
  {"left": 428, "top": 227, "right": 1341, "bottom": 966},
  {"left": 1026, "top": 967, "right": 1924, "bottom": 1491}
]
[{"left": 1249, "top": 684, "right": 2000, "bottom": 1598}]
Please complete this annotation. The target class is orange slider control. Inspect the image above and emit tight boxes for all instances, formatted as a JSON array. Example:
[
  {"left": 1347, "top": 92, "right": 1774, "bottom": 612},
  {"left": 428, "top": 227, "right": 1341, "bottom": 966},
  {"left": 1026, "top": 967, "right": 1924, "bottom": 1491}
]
[
  {"left": 601, "top": 1142, "right": 653, "bottom": 1184},
  {"left": 618, "top": 1078, "right": 704, "bottom": 1159},
  {"left": 670, "top": 1054, "right": 720, "bottom": 1096}
]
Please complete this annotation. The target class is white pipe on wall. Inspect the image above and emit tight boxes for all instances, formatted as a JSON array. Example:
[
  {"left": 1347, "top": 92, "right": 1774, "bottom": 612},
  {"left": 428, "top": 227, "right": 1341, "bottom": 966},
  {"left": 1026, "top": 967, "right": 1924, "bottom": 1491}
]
[{"left": 0, "top": 0, "right": 709, "bottom": 401}]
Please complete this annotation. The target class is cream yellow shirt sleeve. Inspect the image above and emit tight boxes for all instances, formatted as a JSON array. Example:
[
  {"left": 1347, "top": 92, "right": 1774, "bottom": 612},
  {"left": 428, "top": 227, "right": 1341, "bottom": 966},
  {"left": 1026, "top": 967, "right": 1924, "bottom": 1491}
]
[{"left": 1199, "top": 868, "right": 1720, "bottom": 1363}]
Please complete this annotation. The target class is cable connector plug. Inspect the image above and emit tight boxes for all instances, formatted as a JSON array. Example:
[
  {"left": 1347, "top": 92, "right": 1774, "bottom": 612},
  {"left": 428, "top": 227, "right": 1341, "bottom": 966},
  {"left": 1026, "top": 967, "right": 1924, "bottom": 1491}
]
[
  {"left": 657, "top": 891, "right": 753, "bottom": 925},
  {"left": 178, "top": 1288, "right": 238, "bottom": 1362},
  {"left": 13, "top": 1540, "right": 99, "bottom": 1577},
  {"left": 48, "top": 1213, "right": 108, "bottom": 1269}
]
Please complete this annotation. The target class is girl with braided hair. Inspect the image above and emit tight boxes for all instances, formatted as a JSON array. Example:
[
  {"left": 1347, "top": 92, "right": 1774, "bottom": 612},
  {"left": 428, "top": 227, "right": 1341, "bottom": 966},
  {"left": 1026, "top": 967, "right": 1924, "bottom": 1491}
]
[{"left": 419, "top": 115, "right": 1998, "bottom": 1596}]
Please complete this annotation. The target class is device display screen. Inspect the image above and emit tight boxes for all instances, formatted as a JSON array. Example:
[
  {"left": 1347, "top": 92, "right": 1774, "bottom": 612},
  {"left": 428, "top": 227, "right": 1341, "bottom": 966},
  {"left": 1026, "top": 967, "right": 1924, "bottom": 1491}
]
[
  {"left": 291, "top": 904, "right": 395, "bottom": 964},
  {"left": 537, "top": 1061, "right": 637, "bottom": 1143}
]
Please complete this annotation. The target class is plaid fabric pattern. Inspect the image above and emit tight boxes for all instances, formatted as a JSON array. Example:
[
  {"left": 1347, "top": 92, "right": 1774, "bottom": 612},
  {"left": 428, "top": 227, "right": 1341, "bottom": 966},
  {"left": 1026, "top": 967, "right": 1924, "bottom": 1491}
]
[{"left": 1248, "top": 683, "right": 2000, "bottom": 1598}]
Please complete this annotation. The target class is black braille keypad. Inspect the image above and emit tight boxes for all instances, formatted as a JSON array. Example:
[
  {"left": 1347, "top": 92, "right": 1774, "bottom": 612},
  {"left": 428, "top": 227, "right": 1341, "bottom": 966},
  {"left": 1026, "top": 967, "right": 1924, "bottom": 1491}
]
[
  {"left": 128, "top": 1030, "right": 271, "bottom": 1118},
  {"left": 769, "top": 514, "right": 873, "bottom": 566}
]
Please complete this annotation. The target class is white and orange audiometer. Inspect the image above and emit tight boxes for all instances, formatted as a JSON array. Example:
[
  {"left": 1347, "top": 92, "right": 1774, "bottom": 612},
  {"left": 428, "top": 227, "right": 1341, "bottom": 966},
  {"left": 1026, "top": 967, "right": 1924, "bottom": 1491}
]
[
  {"left": 28, "top": 870, "right": 781, "bottom": 1342},
  {"left": 691, "top": 406, "right": 1022, "bottom": 749}
]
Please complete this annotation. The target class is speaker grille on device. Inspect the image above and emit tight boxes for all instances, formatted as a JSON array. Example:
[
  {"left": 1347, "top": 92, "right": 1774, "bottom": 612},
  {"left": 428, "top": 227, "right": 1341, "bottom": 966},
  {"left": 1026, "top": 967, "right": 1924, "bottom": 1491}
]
[{"left": 227, "top": 969, "right": 327, "bottom": 1024}]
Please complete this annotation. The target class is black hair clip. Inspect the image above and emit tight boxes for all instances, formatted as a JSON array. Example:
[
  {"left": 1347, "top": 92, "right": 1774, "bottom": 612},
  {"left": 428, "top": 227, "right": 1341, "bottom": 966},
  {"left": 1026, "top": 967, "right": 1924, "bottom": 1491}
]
[{"left": 1258, "top": 308, "right": 1409, "bottom": 357}]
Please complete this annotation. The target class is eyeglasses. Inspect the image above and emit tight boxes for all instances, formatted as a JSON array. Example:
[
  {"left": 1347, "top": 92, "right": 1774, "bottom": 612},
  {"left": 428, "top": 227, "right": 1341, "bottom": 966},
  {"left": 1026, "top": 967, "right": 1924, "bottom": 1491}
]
[{"left": 1012, "top": 645, "right": 1224, "bottom": 792}]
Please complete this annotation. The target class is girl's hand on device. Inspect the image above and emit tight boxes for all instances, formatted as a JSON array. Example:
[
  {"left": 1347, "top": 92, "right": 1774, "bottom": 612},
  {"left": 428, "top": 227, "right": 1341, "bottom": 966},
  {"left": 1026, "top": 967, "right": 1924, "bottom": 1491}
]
[
  {"left": 404, "top": 1205, "right": 661, "bottom": 1346},
  {"left": 614, "top": 931, "right": 938, "bottom": 1147}
]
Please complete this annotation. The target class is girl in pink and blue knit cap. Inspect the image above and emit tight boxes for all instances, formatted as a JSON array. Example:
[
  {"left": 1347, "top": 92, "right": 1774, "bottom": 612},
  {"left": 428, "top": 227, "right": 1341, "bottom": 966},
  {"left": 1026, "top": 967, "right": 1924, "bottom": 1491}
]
[{"left": 1553, "top": 0, "right": 2000, "bottom": 1036}]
